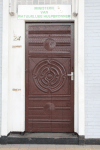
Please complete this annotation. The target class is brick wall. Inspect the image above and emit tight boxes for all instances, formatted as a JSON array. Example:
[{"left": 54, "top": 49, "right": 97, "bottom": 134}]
[
  {"left": 0, "top": 0, "right": 2, "bottom": 136},
  {"left": 85, "top": 0, "right": 100, "bottom": 138}
]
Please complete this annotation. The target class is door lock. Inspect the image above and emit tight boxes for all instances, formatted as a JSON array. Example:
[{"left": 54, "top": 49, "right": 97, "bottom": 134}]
[{"left": 67, "top": 72, "right": 74, "bottom": 80}]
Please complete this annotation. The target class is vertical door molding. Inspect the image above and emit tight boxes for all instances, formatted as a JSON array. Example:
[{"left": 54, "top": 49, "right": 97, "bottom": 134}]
[
  {"left": 2, "top": 0, "right": 9, "bottom": 135},
  {"left": 72, "top": 0, "right": 78, "bottom": 133},
  {"left": 72, "top": 0, "right": 85, "bottom": 135},
  {"left": 77, "top": 0, "right": 85, "bottom": 135}
]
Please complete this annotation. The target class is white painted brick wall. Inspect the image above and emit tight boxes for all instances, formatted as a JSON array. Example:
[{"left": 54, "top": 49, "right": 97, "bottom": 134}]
[
  {"left": 0, "top": 0, "right": 2, "bottom": 136},
  {"left": 85, "top": 0, "right": 100, "bottom": 138}
]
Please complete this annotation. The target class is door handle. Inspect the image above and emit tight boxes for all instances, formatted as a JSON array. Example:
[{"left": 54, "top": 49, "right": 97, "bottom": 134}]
[{"left": 67, "top": 72, "right": 74, "bottom": 80}]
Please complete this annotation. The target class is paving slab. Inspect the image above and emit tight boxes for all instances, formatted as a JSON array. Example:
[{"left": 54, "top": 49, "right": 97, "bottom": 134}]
[{"left": 0, "top": 145, "right": 100, "bottom": 150}]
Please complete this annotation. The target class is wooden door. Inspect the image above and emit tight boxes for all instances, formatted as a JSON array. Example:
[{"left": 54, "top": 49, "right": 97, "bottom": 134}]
[{"left": 25, "top": 22, "right": 74, "bottom": 132}]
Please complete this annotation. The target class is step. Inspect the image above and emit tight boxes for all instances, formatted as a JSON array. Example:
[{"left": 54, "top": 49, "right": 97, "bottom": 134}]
[{"left": 1, "top": 132, "right": 79, "bottom": 144}]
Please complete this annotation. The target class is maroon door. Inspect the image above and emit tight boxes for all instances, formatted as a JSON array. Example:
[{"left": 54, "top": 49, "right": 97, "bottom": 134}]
[{"left": 25, "top": 22, "right": 74, "bottom": 132}]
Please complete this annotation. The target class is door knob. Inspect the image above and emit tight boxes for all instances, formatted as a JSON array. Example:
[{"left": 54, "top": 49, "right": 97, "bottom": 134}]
[{"left": 67, "top": 72, "right": 74, "bottom": 80}]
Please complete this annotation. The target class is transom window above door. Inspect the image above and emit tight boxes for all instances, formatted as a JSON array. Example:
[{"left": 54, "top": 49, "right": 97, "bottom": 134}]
[
  {"left": 17, "top": 0, "right": 72, "bottom": 5},
  {"left": 10, "top": 0, "right": 72, "bottom": 14}
]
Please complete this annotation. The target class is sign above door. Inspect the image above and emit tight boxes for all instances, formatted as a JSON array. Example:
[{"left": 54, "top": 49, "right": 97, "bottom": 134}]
[{"left": 18, "top": 5, "right": 71, "bottom": 20}]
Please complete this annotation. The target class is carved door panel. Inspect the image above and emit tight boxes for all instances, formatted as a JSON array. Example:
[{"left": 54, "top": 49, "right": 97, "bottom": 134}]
[{"left": 25, "top": 23, "right": 74, "bottom": 132}]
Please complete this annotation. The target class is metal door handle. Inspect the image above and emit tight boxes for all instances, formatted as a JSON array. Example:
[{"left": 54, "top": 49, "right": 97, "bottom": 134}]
[{"left": 67, "top": 72, "right": 74, "bottom": 80}]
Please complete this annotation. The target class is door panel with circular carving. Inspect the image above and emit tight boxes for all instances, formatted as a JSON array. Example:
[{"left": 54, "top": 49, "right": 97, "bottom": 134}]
[{"left": 25, "top": 22, "right": 74, "bottom": 132}]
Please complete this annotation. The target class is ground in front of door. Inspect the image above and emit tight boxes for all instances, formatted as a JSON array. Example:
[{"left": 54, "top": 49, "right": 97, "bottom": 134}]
[{"left": 0, "top": 145, "right": 100, "bottom": 150}]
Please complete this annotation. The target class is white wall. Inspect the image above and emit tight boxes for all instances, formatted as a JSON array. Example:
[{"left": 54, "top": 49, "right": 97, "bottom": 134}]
[
  {"left": 2, "top": 0, "right": 25, "bottom": 133},
  {"left": 85, "top": 0, "right": 100, "bottom": 138},
  {"left": 0, "top": 0, "right": 3, "bottom": 136},
  {"left": 8, "top": 15, "right": 25, "bottom": 132}
]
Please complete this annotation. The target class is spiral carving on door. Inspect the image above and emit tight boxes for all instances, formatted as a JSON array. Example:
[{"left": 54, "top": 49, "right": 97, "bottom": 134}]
[
  {"left": 44, "top": 38, "right": 56, "bottom": 51},
  {"left": 33, "top": 59, "right": 67, "bottom": 93}
]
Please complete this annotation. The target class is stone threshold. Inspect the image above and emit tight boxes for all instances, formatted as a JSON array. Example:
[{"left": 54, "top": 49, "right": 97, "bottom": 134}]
[
  {"left": 0, "top": 132, "right": 79, "bottom": 144},
  {"left": 1, "top": 132, "right": 100, "bottom": 145}
]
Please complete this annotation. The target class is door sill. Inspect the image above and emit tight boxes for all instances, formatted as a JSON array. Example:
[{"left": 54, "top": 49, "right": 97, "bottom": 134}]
[{"left": 1, "top": 132, "right": 79, "bottom": 144}]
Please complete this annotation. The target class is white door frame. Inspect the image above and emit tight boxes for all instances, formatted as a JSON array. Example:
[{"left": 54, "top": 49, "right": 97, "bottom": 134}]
[{"left": 1, "top": 0, "right": 84, "bottom": 136}]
